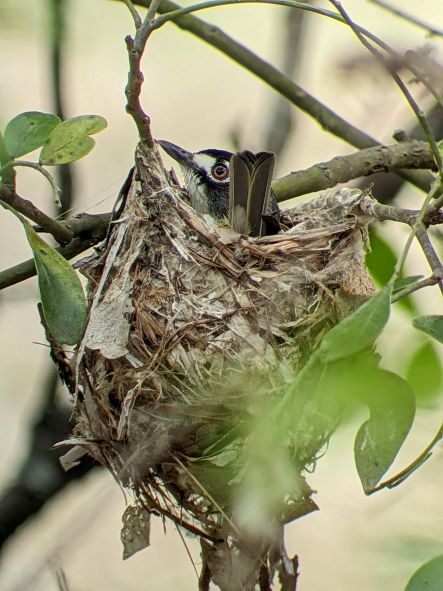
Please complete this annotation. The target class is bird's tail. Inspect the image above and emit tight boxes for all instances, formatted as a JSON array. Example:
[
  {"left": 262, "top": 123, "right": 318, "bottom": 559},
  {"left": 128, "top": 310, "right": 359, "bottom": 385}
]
[{"left": 228, "top": 150, "right": 276, "bottom": 237}]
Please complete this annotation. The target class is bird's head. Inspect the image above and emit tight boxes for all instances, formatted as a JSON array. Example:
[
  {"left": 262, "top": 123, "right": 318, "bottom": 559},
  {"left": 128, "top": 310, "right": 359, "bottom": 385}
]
[{"left": 158, "top": 140, "right": 232, "bottom": 219}]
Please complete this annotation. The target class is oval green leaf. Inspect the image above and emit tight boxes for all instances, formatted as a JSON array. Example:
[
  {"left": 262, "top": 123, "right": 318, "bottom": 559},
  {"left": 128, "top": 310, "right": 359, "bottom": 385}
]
[
  {"left": 4, "top": 112, "right": 61, "bottom": 157},
  {"left": 413, "top": 315, "right": 443, "bottom": 344},
  {"left": 318, "top": 285, "right": 392, "bottom": 363},
  {"left": 23, "top": 222, "right": 87, "bottom": 345},
  {"left": 354, "top": 369, "right": 415, "bottom": 493},
  {"left": 405, "top": 554, "right": 443, "bottom": 591},
  {"left": 39, "top": 115, "right": 107, "bottom": 165}
]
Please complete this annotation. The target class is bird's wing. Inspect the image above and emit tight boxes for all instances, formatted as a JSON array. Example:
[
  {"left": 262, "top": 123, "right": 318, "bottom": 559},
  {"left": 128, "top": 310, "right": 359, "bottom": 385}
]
[{"left": 229, "top": 151, "right": 276, "bottom": 237}]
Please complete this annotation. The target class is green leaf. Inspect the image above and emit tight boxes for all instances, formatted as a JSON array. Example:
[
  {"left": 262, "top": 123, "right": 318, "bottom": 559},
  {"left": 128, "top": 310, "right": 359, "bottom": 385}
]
[
  {"left": 413, "top": 315, "right": 443, "bottom": 344},
  {"left": 406, "top": 341, "right": 442, "bottom": 401},
  {"left": 355, "top": 369, "right": 415, "bottom": 493},
  {"left": 39, "top": 115, "right": 107, "bottom": 165},
  {"left": 4, "top": 112, "right": 61, "bottom": 157},
  {"left": 23, "top": 221, "right": 87, "bottom": 345},
  {"left": 318, "top": 285, "right": 392, "bottom": 362},
  {"left": 405, "top": 554, "right": 443, "bottom": 591}
]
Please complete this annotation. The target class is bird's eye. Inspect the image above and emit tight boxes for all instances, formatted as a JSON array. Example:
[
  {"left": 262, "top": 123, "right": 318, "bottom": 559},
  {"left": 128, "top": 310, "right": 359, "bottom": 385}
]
[{"left": 211, "top": 162, "right": 229, "bottom": 181}]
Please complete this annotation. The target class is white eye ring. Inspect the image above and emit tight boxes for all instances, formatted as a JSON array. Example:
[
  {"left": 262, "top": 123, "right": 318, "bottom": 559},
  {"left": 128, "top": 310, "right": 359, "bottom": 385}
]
[{"left": 211, "top": 162, "right": 229, "bottom": 181}]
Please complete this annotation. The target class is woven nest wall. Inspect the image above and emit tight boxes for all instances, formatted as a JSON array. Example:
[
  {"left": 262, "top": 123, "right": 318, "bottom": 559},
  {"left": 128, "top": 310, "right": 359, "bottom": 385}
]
[{"left": 69, "top": 143, "right": 375, "bottom": 547}]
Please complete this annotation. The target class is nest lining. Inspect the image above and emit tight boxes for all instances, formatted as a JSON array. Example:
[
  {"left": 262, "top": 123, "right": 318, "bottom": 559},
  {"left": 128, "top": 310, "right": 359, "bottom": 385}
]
[{"left": 66, "top": 143, "right": 375, "bottom": 542}]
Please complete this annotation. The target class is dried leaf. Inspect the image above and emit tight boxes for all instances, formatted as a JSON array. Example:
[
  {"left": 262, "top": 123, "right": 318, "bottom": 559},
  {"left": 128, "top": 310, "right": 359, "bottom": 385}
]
[{"left": 121, "top": 505, "right": 151, "bottom": 560}]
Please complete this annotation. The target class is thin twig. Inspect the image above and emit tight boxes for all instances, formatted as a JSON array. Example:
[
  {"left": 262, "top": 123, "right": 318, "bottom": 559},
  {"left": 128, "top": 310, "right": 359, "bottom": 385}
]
[
  {"left": 404, "top": 51, "right": 443, "bottom": 110},
  {"left": 369, "top": 0, "right": 443, "bottom": 38},
  {"left": 415, "top": 225, "right": 443, "bottom": 293},
  {"left": 391, "top": 275, "right": 441, "bottom": 303},
  {"left": 151, "top": 0, "right": 390, "bottom": 52},
  {"left": 1, "top": 160, "right": 62, "bottom": 206},
  {"left": 123, "top": 0, "right": 163, "bottom": 145},
  {"left": 329, "top": 0, "right": 443, "bottom": 178},
  {"left": 124, "top": 34, "right": 153, "bottom": 145},
  {"left": 146, "top": 0, "right": 163, "bottom": 25},
  {"left": 392, "top": 178, "right": 442, "bottom": 282},
  {"left": 369, "top": 423, "right": 443, "bottom": 494},
  {"left": 122, "top": 0, "right": 143, "bottom": 27}
]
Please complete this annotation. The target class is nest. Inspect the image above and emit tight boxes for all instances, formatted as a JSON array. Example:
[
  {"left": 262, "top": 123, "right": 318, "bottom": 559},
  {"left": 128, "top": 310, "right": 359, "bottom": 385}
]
[{"left": 64, "top": 143, "right": 375, "bottom": 563}]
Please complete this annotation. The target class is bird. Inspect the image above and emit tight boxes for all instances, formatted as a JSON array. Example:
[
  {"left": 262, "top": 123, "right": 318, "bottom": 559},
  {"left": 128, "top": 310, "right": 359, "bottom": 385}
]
[{"left": 158, "top": 140, "right": 279, "bottom": 237}]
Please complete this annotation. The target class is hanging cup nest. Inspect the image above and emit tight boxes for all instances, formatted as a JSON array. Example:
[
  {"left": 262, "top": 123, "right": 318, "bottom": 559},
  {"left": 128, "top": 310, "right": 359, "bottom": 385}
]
[{"left": 65, "top": 143, "right": 375, "bottom": 559}]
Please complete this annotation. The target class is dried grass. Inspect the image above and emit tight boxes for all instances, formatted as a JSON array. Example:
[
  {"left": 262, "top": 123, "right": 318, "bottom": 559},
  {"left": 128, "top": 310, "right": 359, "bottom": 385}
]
[{"left": 66, "top": 144, "right": 375, "bottom": 544}]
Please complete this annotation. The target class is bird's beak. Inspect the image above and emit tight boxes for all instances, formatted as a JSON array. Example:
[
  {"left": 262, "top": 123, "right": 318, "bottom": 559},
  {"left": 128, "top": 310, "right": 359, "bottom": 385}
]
[{"left": 158, "top": 140, "right": 194, "bottom": 168}]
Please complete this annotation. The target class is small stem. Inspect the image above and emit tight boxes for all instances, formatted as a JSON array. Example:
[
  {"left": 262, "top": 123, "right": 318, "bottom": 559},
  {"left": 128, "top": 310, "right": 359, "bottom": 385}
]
[
  {"left": 123, "top": 0, "right": 163, "bottom": 147},
  {"left": 124, "top": 35, "right": 153, "bottom": 146},
  {"left": 391, "top": 275, "right": 440, "bottom": 303},
  {"left": 369, "top": 423, "right": 443, "bottom": 494},
  {"left": 404, "top": 51, "right": 443, "bottom": 111},
  {"left": 1, "top": 160, "right": 62, "bottom": 206},
  {"left": 395, "top": 179, "right": 442, "bottom": 279},
  {"left": 122, "top": 0, "right": 143, "bottom": 27},
  {"left": 369, "top": 0, "right": 443, "bottom": 37},
  {"left": 146, "top": 0, "right": 163, "bottom": 24},
  {"left": 152, "top": 0, "right": 390, "bottom": 53},
  {"left": 415, "top": 226, "right": 443, "bottom": 294}
]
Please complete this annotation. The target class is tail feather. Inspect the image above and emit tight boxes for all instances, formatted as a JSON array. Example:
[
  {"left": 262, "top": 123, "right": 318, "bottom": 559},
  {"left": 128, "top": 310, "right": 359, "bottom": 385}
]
[{"left": 228, "top": 151, "right": 276, "bottom": 237}]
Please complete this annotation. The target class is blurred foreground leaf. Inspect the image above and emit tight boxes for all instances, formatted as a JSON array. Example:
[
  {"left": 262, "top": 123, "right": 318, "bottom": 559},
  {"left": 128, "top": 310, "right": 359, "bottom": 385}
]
[
  {"left": 405, "top": 554, "right": 443, "bottom": 591},
  {"left": 355, "top": 369, "right": 415, "bottom": 494},
  {"left": 4, "top": 111, "right": 61, "bottom": 157},
  {"left": 318, "top": 285, "right": 391, "bottom": 362},
  {"left": 413, "top": 315, "right": 443, "bottom": 344}
]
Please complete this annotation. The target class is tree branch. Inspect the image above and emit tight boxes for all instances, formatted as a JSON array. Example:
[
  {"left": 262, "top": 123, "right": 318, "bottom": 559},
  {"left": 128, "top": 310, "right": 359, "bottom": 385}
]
[
  {"left": 272, "top": 140, "right": 436, "bottom": 201},
  {"left": 0, "top": 212, "right": 111, "bottom": 290},
  {"left": 0, "top": 184, "right": 73, "bottom": 244}
]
